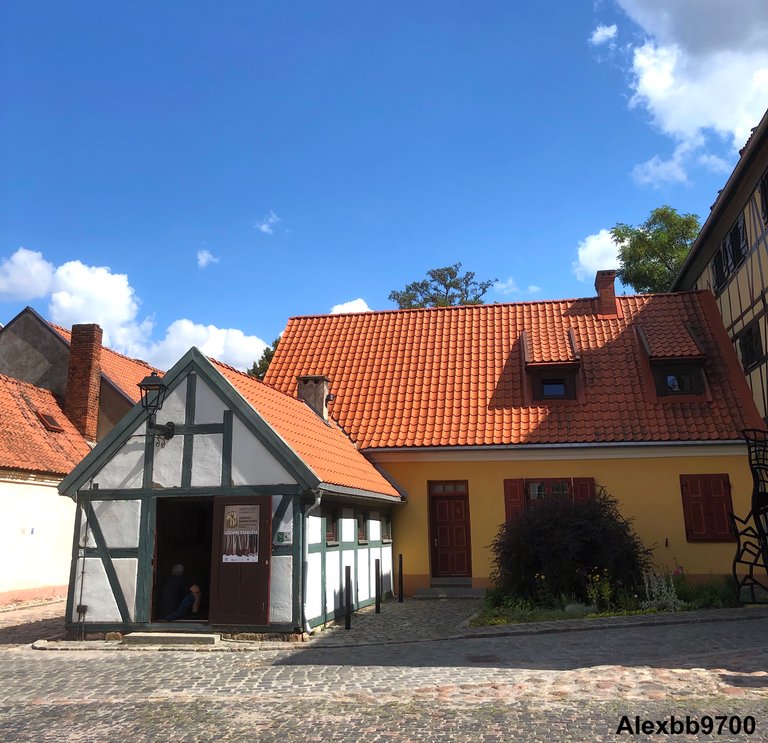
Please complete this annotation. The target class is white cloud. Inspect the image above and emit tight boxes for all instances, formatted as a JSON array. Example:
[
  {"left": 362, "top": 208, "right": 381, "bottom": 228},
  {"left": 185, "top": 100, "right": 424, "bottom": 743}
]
[
  {"left": 697, "top": 152, "right": 731, "bottom": 174},
  {"left": 598, "top": 0, "right": 768, "bottom": 181},
  {"left": 0, "top": 248, "right": 54, "bottom": 301},
  {"left": 146, "top": 319, "right": 267, "bottom": 371},
  {"left": 572, "top": 229, "right": 620, "bottom": 281},
  {"left": 330, "top": 298, "right": 371, "bottom": 314},
  {"left": 256, "top": 210, "right": 281, "bottom": 235},
  {"left": 527, "top": 285, "right": 542, "bottom": 294},
  {"left": 590, "top": 24, "right": 617, "bottom": 46},
  {"left": 196, "top": 249, "right": 219, "bottom": 268},
  {"left": 631, "top": 141, "right": 691, "bottom": 187},
  {"left": 494, "top": 277, "right": 519, "bottom": 295},
  {"left": 0, "top": 248, "right": 268, "bottom": 371}
]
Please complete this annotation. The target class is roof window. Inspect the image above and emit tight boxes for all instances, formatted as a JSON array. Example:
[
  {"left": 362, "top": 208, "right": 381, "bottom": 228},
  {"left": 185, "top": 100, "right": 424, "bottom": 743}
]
[
  {"left": 36, "top": 411, "right": 64, "bottom": 432},
  {"left": 653, "top": 362, "right": 705, "bottom": 397}
]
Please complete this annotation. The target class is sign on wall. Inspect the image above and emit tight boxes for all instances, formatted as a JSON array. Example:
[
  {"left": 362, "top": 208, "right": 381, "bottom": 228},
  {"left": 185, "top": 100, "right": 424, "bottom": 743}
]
[{"left": 222, "top": 505, "right": 260, "bottom": 562}]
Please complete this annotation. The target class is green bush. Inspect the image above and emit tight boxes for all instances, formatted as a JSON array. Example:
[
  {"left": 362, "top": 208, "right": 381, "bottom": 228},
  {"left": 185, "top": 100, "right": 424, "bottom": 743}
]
[
  {"left": 672, "top": 574, "right": 739, "bottom": 609},
  {"left": 489, "top": 490, "right": 652, "bottom": 605}
]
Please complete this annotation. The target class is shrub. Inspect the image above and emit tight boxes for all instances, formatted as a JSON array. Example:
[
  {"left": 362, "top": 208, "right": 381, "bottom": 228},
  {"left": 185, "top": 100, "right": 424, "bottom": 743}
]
[
  {"left": 641, "top": 572, "right": 686, "bottom": 612},
  {"left": 673, "top": 574, "right": 739, "bottom": 609},
  {"left": 489, "top": 489, "right": 652, "bottom": 604}
]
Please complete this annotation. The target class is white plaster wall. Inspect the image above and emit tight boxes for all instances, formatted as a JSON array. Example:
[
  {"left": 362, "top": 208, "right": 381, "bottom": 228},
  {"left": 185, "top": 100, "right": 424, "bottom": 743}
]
[
  {"left": 82, "top": 501, "right": 141, "bottom": 549},
  {"left": 269, "top": 554, "right": 293, "bottom": 623},
  {"left": 357, "top": 547, "right": 370, "bottom": 602},
  {"left": 190, "top": 434, "right": 223, "bottom": 486},
  {"left": 231, "top": 417, "right": 295, "bottom": 487},
  {"left": 113, "top": 558, "right": 138, "bottom": 621},
  {"left": 0, "top": 479, "right": 74, "bottom": 599},
  {"left": 340, "top": 510, "right": 355, "bottom": 542},
  {"left": 97, "top": 423, "right": 146, "bottom": 490},
  {"left": 307, "top": 513, "right": 322, "bottom": 545},
  {"left": 152, "top": 434, "right": 184, "bottom": 488},
  {"left": 70, "top": 557, "right": 121, "bottom": 623},
  {"left": 325, "top": 549, "right": 342, "bottom": 612},
  {"left": 341, "top": 550, "right": 355, "bottom": 605},
  {"left": 305, "top": 551, "right": 323, "bottom": 621},
  {"left": 382, "top": 544, "right": 393, "bottom": 593},
  {"left": 195, "top": 377, "right": 227, "bottom": 424},
  {"left": 368, "top": 512, "right": 381, "bottom": 541},
  {"left": 155, "top": 378, "right": 186, "bottom": 427},
  {"left": 271, "top": 496, "right": 293, "bottom": 545}
]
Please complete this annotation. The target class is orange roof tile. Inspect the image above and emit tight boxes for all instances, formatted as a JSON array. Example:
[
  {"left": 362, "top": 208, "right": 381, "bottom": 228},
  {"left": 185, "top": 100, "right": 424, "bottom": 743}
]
[
  {"left": 51, "top": 324, "right": 160, "bottom": 402},
  {"left": 265, "top": 291, "right": 762, "bottom": 448},
  {"left": 212, "top": 360, "right": 399, "bottom": 497},
  {"left": 0, "top": 374, "right": 91, "bottom": 476}
]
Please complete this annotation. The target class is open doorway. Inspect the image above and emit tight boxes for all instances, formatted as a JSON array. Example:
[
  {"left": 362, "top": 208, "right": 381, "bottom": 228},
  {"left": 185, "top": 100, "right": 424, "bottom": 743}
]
[{"left": 153, "top": 497, "right": 213, "bottom": 621}]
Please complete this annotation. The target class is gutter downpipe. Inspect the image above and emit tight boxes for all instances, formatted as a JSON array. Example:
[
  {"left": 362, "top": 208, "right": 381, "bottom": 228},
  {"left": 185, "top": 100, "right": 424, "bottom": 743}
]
[{"left": 302, "top": 488, "right": 323, "bottom": 634}]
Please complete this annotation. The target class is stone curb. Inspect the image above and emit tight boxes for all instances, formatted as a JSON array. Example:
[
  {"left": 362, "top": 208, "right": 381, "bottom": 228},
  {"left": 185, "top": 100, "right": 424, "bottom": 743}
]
[{"left": 27, "top": 605, "right": 768, "bottom": 652}]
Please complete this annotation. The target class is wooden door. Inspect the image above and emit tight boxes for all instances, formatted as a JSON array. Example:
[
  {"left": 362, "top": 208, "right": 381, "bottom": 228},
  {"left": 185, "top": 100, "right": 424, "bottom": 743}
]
[
  {"left": 209, "top": 496, "right": 272, "bottom": 625},
  {"left": 429, "top": 482, "right": 472, "bottom": 578}
]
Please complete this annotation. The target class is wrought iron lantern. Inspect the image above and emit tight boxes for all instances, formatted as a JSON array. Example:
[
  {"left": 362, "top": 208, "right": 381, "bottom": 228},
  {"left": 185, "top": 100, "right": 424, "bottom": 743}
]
[{"left": 137, "top": 371, "right": 175, "bottom": 441}]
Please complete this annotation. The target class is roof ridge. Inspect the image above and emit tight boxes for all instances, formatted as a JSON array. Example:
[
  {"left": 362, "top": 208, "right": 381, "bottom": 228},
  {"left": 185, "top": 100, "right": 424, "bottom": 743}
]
[{"left": 286, "top": 292, "right": 696, "bottom": 321}]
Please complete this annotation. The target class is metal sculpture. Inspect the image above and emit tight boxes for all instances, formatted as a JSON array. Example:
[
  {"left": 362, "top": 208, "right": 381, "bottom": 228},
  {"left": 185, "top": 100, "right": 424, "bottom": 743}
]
[{"left": 733, "top": 429, "right": 768, "bottom": 602}]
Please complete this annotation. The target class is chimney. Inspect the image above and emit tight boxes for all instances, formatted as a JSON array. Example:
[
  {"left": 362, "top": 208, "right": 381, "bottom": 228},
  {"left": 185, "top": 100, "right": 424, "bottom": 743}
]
[
  {"left": 297, "top": 375, "right": 332, "bottom": 421},
  {"left": 64, "top": 324, "right": 103, "bottom": 441},
  {"left": 594, "top": 270, "right": 618, "bottom": 316}
]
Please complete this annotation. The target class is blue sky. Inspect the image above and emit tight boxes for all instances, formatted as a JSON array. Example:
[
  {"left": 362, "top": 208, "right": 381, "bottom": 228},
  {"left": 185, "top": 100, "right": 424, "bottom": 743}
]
[{"left": 2, "top": 1, "right": 768, "bottom": 369}]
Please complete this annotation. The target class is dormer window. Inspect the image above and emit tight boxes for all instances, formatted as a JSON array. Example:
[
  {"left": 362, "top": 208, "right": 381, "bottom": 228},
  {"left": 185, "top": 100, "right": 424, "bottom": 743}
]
[
  {"left": 533, "top": 374, "right": 576, "bottom": 401},
  {"left": 522, "top": 328, "right": 580, "bottom": 403},
  {"left": 653, "top": 362, "right": 705, "bottom": 397}
]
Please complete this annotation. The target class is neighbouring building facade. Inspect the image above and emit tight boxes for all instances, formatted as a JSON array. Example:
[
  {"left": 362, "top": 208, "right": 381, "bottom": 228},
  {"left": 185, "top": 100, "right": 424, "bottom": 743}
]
[
  {"left": 266, "top": 271, "right": 764, "bottom": 594},
  {"left": 59, "top": 349, "right": 401, "bottom": 635},
  {"left": 0, "top": 375, "right": 90, "bottom": 605},
  {"left": 672, "top": 107, "right": 768, "bottom": 423}
]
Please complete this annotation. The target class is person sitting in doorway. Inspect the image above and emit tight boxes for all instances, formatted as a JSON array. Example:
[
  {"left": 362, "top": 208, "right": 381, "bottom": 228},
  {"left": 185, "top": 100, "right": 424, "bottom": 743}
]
[
  {"left": 164, "top": 584, "right": 202, "bottom": 621},
  {"left": 157, "top": 563, "right": 187, "bottom": 618}
]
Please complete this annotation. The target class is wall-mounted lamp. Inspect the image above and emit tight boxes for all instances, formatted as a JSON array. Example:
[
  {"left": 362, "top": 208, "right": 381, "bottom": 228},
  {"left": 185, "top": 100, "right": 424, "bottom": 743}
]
[{"left": 137, "top": 371, "right": 175, "bottom": 442}]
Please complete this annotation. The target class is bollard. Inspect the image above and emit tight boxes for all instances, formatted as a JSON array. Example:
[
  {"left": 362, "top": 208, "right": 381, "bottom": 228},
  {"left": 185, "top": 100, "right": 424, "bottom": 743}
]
[
  {"left": 398, "top": 553, "right": 404, "bottom": 603},
  {"left": 375, "top": 558, "right": 381, "bottom": 613},
  {"left": 345, "top": 565, "right": 352, "bottom": 630}
]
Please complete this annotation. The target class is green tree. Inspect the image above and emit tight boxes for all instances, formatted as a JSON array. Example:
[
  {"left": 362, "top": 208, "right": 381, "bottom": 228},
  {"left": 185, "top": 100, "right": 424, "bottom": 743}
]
[
  {"left": 247, "top": 337, "right": 279, "bottom": 380},
  {"left": 388, "top": 262, "right": 497, "bottom": 309},
  {"left": 611, "top": 206, "right": 700, "bottom": 293}
]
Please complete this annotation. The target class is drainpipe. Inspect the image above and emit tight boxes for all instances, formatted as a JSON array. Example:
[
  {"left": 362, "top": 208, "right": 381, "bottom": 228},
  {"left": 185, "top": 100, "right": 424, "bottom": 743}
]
[{"left": 302, "top": 488, "right": 322, "bottom": 634}]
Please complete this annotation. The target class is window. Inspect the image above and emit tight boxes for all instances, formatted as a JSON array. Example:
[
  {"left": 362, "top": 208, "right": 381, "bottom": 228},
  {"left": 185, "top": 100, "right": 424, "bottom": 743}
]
[
  {"left": 728, "top": 216, "right": 746, "bottom": 268},
  {"left": 712, "top": 248, "right": 727, "bottom": 291},
  {"left": 381, "top": 514, "right": 392, "bottom": 542},
  {"left": 652, "top": 363, "right": 705, "bottom": 397},
  {"left": 739, "top": 321, "right": 763, "bottom": 371},
  {"left": 680, "top": 474, "right": 735, "bottom": 542},
  {"left": 504, "top": 477, "right": 595, "bottom": 522},
  {"left": 357, "top": 512, "right": 368, "bottom": 543},
  {"left": 530, "top": 370, "right": 577, "bottom": 401},
  {"left": 324, "top": 508, "right": 339, "bottom": 544},
  {"left": 36, "top": 411, "right": 64, "bottom": 432},
  {"left": 760, "top": 170, "right": 768, "bottom": 224}
]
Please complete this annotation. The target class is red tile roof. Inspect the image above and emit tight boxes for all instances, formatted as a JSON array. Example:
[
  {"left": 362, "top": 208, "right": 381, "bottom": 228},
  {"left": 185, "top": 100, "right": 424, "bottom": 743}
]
[
  {"left": 51, "top": 325, "right": 159, "bottom": 402},
  {"left": 265, "top": 290, "right": 763, "bottom": 448},
  {"left": 212, "top": 360, "right": 399, "bottom": 497},
  {"left": 0, "top": 374, "right": 91, "bottom": 476}
]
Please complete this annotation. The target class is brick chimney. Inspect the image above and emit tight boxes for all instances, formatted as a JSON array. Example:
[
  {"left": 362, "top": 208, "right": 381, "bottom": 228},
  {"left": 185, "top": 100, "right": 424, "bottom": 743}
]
[
  {"left": 594, "top": 270, "right": 618, "bottom": 316},
  {"left": 297, "top": 375, "right": 332, "bottom": 421},
  {"left": 64, "top": 324, "right": 103, "bottom": 441}
]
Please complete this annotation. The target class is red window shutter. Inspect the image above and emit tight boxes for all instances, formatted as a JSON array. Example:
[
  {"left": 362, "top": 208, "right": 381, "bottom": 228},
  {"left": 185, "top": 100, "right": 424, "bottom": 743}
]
[
  {"left": 503, "top": 479, "right": 526, "bottom": 523},
  {"left": 680, "top": 474, "right": 735, "bottom": 542},
  {"left": 572, "top": 477, "right": 595, "bottom": 504},
  {"left": 705, "top": 474, "right": 735, "bottom": 540}
]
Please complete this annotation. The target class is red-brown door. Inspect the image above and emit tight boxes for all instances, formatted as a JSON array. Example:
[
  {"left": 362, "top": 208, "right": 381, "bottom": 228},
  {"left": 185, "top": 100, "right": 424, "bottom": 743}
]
[
  {"left": 209, "top": 496, "right": 272, "bottom": 625},
  {"left": 429, "top": 481, "right": 472, "bottom": 578}
]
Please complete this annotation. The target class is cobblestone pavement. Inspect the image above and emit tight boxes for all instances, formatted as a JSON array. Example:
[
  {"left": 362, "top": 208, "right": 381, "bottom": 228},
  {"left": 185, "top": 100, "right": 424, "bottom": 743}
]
[
  {"left": 0, "top": 599, "right": 65, "bottom": 645},
  {"left": 1, "top": 600, "right": 768, "bottom": 741}
]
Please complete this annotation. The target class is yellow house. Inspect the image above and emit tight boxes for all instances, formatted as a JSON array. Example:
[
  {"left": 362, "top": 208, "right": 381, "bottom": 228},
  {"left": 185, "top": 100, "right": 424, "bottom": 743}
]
[
  {"left": 266, "top": 271, "right": 764, "bottom": 593},
  {"left": 672, "top": 107, "right": 768, "bottom": 424}
]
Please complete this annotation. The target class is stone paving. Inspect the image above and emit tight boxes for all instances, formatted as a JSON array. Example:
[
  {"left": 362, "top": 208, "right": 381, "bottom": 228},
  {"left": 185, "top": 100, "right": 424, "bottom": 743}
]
[{"left": 1, "top": 598, "right": 768, "bottom": 740}]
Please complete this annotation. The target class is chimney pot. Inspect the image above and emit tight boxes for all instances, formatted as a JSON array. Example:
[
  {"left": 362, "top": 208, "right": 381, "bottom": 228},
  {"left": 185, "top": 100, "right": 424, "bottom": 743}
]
[
  {"left": 297, "top": 375, "right": 332, "bottom": 421},
  {"left": 64, "top": 324, "right": 103, "bottom": 441},
  {"left": 594, "top": 270, "right": 618, "bottom": 316}
]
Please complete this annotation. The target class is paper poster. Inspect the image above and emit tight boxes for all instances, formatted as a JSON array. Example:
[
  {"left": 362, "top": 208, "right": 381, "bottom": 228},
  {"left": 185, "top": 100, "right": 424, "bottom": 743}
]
[{"left": 222, "top": 505, "right": 259, "bottom": 562}]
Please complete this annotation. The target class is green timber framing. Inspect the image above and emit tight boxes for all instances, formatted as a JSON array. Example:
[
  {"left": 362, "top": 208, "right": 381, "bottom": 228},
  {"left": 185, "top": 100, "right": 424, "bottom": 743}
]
[
  {"left": 307, "top": 509, "right": 395, "bottom": 628},
  {"left": 59, "top": 346, "right": 403, "bottom": 634}
]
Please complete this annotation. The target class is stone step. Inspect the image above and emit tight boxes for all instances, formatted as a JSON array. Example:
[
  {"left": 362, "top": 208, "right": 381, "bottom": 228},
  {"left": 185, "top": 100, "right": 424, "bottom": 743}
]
[
  {"left": 412, "top": 587, "right": 486, "bottom": 600},
  {"left": 122, "top": 632, "right": 220, "bottom": 646}
]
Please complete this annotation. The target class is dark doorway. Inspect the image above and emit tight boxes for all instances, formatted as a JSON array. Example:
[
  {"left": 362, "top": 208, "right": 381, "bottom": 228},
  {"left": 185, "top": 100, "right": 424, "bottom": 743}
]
[
  {"left": 429, "top": 481, "right": 472, "bottom": 579},
  {"left": 154, "top": 498, "right": 213, "bottom": 621}
]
